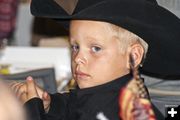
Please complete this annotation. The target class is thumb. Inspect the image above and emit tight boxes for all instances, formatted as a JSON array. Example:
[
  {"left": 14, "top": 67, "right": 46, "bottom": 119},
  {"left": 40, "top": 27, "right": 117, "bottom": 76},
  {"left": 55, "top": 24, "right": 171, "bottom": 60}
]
[{"left": 26, "top": 76, "right": 39, "bottom": 99}]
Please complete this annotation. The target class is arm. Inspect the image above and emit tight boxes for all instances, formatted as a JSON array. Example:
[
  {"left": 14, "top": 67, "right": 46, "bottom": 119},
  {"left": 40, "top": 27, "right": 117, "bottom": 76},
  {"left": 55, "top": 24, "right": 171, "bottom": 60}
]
[
  {"left": 45, "top": 93, "right": 69, "bottom": 120},
  {"left": 11, "top": 77, "right": 69, "bottom": 120},
  {"left": 25, "top": 93, "right": 69, "bottom": 120},
  {"left": 25, "top": 98, "right": 45, "bottom": 120}
]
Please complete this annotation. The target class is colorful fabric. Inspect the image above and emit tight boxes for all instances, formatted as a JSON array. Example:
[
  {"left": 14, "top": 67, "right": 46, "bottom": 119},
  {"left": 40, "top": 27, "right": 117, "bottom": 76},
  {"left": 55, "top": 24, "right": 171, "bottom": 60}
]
[
  {"left": 119, "top": 78, "right": 156, "bottom": 120},
  {"left": 0, "top": 0, "right": 18, "bottom": 39}
]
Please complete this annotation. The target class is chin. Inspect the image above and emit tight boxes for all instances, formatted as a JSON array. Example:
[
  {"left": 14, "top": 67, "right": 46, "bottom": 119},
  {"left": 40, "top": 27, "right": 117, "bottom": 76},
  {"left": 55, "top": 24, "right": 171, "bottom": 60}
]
[{"left": 78, "top": 82, "right": 93, "bottom": 89}]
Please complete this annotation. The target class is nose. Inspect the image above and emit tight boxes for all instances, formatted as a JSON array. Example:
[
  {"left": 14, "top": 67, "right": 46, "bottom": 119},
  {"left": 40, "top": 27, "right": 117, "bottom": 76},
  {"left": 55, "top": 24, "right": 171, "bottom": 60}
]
[{"left": 74, "top": 50, "right": 87, "bottom": 65}]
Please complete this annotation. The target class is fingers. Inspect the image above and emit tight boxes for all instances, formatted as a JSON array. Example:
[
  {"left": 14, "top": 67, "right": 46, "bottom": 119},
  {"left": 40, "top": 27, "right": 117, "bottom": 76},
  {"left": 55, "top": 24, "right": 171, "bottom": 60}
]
[
  {"left": 9, "top": 81, "right": 28, "bottom": 103},
  {"left": 26, "top": 76, "right": 39, "bottom": 99},
  {"left": 11, "top": 82, "right": 23, "bottom": 93},
  {"left": 42, "top": 91, "right": 51, "bottom": 112},
  {"left": 9, "top": 76, "right": 51, "bottom": 112},
  {"left": 9, "top": 76, "right": 42, "bottom": 104},
  {"left": 20, "top": 92, "right": 27, "bottom": 104},
  {"left": 10, "top": 82, "right": 26, "bottom": 97},
  {"left": 26, "top": 77, "right": 51, "bottom": 112},
  {"left": 16, "top": 84, "right": 27, "bottom": 99},
  {"left": 35, "top": 84, "right": 44, "bottom": 99}
]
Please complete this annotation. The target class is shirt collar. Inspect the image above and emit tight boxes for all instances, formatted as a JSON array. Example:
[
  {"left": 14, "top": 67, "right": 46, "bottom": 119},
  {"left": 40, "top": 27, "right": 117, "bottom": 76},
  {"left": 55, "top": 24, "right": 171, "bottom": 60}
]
[{"left": 70, "top": 73, "right": 132, "bottom": 98}]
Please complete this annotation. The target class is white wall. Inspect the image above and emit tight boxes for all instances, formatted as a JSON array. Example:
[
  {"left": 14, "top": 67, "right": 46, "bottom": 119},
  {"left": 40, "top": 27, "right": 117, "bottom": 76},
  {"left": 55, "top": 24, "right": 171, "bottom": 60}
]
[
  {"left": 157, "top": 0, "right": 180, "bottom": 18},
  {"left": 13, "top": 3, "right": 33, "bottom": 46}
]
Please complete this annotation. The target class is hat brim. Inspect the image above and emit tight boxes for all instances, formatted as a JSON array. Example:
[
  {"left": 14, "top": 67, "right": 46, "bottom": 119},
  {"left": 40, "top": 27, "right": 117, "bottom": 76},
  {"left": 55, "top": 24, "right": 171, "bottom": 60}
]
[{"left": 31, "top": 0, "right": 180, "bottom": 79}]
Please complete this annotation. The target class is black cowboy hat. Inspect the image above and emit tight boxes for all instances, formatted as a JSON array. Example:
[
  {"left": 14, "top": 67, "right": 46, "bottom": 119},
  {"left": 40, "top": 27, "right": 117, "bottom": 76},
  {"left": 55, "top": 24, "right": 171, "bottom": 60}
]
[{"left": 30, "top": 0, "right": 180, "bottom": 79}]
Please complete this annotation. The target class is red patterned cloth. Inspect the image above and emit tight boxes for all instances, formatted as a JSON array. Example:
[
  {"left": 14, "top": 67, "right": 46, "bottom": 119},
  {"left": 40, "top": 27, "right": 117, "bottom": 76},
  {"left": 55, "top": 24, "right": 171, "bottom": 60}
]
[
  {"left": 119, "top": 78, "right": 156, "bottom": 120},
  {"left": 0, "top": 0, "right": 18, "bottom": 39}
]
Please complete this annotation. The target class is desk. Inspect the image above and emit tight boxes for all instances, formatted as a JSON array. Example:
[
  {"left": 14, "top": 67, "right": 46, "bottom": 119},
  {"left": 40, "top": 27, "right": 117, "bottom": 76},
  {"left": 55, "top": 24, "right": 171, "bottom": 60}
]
[{"left": 0, "top": 46, "right": 71, "bottom": 81}]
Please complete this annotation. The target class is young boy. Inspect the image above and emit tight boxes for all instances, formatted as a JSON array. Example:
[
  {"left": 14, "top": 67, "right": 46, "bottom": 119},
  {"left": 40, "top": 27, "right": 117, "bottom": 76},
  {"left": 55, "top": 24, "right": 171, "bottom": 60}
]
[{"left": 13, "top": 0, "right": 180, "bottom": 120}]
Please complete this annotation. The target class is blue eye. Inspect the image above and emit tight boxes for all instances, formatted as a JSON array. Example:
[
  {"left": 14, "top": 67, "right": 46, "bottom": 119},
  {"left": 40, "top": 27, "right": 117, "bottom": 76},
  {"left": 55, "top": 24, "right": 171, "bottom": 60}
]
[
  {"left": 92, "top": 46, "right": 101, "bottom": 52},
  {"left": 71, "top": 44, "right": 79, "bottom": 52}
]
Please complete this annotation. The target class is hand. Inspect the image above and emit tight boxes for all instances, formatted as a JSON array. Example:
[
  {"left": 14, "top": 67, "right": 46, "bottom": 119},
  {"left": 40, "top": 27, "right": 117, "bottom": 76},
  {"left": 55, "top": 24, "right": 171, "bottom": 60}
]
[{"left": 10, "top": 76, "right": 51, "bottom": 112}]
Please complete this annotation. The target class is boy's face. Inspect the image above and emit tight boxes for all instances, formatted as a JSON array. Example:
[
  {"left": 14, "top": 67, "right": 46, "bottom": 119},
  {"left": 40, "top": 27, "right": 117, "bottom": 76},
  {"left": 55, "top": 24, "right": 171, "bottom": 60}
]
[{"left": 70, "top": 20, "right": 130, "bottom": 89}]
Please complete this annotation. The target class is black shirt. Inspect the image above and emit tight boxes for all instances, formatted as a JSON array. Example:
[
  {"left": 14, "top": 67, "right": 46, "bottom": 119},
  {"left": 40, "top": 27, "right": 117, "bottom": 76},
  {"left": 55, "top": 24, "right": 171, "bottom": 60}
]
[{"left": 25, "top": 74, "right": 164, "bottom": 120}]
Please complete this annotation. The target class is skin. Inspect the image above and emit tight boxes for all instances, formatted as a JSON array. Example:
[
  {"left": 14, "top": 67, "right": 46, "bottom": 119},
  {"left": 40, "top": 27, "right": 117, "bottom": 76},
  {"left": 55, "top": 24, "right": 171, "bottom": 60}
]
[
  {"left": 70, "top": 20, "right": 130, "bottom": 88},
  {"left": 0, "top": 81, "right": 25, "bottom": 120},
  {"left": 11, "top": 20, "right": 144, "bottom": 111},
  {"left": 10, "top": 77, "right": 51, "bottom": 112}
]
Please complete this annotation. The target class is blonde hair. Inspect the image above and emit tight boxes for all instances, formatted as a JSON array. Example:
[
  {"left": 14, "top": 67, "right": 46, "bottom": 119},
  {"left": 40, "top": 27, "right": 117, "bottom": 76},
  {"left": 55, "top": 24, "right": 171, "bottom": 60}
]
[{"left": 107, "top": 23, "right": 148, "bottom": 59}]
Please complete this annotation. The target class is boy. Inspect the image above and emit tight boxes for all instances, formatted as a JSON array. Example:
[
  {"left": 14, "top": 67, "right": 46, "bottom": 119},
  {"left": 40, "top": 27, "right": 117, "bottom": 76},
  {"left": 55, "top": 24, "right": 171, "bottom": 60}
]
[{"left": 13, "top": 0, "right": 180, "bottom": 119}]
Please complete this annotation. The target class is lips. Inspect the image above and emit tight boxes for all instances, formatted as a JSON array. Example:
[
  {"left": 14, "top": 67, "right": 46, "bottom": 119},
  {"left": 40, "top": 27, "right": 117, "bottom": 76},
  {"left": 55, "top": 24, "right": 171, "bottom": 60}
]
[{"left": 75, "top": 71, "right": 90, "bottom": 79}]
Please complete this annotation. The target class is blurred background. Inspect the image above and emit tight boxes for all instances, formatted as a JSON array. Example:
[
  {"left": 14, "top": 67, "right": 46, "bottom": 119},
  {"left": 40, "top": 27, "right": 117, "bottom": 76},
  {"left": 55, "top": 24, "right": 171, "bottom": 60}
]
[
  {"left": 0, "top": 0, "right": 179, "bottom": 93},
  {"left": 0, "top": 0, "right": 72, "bottom": 93},
  {"left": 0, "top": 0, "right": 179, "bottom": 116}
]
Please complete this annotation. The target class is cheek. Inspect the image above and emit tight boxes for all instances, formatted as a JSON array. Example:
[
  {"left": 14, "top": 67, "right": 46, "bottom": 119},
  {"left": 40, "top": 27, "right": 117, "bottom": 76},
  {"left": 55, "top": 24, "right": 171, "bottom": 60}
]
[
  {"left": 71, "top": 61, "right": 76, "bottom": 72},
  {"left": 113, "top": 55, "right": 127, "bottom": 68},
  {"left": 71, "top": 57, "right": 76, "bottom": 73},
  {"left": 88, "top": 55, "right": 113, "bottom": 73},
  {"left": 104, "top": 53, "right": 127, "bottom": 72}
]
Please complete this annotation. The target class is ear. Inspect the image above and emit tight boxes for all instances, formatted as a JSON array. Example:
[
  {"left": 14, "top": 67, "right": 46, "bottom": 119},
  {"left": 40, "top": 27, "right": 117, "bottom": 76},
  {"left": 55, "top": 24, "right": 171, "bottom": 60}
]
[{"left": 127, "top": 43, "right": 144, "bottom": 68}]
